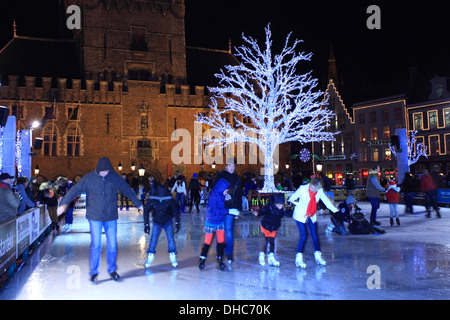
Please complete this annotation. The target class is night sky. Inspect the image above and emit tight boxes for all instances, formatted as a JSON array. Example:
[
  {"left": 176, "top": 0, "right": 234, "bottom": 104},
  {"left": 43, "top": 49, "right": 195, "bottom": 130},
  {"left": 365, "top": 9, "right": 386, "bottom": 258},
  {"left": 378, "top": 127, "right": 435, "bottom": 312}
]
[{"left": 1, "top": 0, "right": 449, "bottom": 100}]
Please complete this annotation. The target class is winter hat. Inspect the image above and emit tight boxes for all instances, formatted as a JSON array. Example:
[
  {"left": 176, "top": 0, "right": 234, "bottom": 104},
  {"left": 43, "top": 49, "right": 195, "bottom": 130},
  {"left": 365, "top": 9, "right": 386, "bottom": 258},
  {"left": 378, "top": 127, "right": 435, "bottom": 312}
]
[
  {"left": 271, "top": 194, "right": 285, "bottom": 205},
  {"left": 193, "top": 173, "right": 198, "bottom": 178},
  {"left": 345, "top": 195, "right": 356, "bottom": 205},
  {"left": 389, "top": 180, "right": 396, "bottom": 185}
]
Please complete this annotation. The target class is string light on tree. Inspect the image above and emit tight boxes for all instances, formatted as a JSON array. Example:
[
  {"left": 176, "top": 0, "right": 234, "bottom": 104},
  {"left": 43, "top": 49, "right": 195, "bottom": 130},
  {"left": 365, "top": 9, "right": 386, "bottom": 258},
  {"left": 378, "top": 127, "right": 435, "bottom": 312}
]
[
  {"left": 196, "top": 24, "right": 339, "bottom": 192},
  {"left": 389, "top": 130, "right": 427, "bottom": 166}
]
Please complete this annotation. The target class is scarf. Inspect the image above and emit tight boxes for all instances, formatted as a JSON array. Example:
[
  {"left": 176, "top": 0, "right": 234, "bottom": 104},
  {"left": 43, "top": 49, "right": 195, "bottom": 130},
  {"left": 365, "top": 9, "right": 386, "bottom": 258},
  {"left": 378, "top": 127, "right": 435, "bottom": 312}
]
[{"left": 306, "top": 187, "right": 317, "bottom": 217}]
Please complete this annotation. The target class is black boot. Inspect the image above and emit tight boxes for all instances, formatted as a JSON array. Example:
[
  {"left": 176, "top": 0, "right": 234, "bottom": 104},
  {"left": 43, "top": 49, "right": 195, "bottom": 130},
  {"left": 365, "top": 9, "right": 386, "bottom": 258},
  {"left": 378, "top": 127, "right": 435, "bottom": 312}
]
[
  {"left": 217, "top": 243, "right": 226, "bottom": 271},
  {"left": 396, "top": 218, "right": 400, "bottom": 226},
  {"left": 390, "top": 218, "right": 393, "bottom": 226},
  {"left": 199, "top": 243, "right": 210, "bottom": 270}
]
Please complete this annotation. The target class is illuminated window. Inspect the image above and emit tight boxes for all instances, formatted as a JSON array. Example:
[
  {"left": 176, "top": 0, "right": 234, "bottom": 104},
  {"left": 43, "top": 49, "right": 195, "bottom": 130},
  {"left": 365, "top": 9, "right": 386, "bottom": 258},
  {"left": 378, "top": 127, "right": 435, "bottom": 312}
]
[
  {"left": 413, "top": 113, "right": 423, "bottom": 130},
  {"left": 382, "top": 126, "right": 390, "bottom": 139},
  {"left": 371, "top": 127, "right": 378, "bottom": 140},
  {"left": 359, "top": 147, "right": 367, "bottom": 162},
  {"left": 428, "top": 110, "right": 437, "bottom": 129},
  {"left": 372, "top": 147, "right": 379, "bottom": 161},
  {"left": 385, "top": 147, "right": 391, "bottom": 160},
  {"left": 359, "top": 128, "right": 366, "bottom": 142}
]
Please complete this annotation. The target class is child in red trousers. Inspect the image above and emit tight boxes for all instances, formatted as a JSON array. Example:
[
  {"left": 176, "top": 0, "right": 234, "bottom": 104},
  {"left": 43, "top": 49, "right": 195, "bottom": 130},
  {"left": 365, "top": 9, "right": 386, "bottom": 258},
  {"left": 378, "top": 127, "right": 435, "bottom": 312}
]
[{"left": 385, "top": 180, "right": 401, "bottom": 226}]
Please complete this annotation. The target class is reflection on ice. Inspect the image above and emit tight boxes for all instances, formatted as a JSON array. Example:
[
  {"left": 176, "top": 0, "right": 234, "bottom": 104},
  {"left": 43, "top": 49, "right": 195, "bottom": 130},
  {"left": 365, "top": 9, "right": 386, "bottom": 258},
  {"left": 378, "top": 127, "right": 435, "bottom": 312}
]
[{"left": 0, "top": 201, "right": 449, "bottom": 300}]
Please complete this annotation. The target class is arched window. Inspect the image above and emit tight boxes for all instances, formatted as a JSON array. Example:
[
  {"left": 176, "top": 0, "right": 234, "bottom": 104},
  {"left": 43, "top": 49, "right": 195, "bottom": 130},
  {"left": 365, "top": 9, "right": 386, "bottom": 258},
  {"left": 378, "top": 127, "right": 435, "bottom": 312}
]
[
  {"left": 43, "top": 122, "right": 58, "bottom": 156},
  {"left": 66, "top": 123, "right": 81, "bottom": 156}
]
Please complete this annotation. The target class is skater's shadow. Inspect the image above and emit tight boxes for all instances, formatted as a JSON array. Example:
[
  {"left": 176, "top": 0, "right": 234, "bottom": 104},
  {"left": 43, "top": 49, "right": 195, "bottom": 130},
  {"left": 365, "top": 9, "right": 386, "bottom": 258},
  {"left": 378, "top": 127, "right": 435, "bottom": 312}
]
[{"left": 96, "top": 256, "right": 199, "bottom": 283}]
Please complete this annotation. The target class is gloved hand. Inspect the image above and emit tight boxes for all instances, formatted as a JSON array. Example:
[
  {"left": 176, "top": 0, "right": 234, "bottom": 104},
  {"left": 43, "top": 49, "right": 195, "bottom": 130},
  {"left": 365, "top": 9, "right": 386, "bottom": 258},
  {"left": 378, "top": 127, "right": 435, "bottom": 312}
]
[
  {"left": 144, "top": 223, "right": 150, "bottom": 234},
  {"left": 175, "top": 221, "right": 180, "bottom": 233},
  {"left": 229, "top": 209, "right": 239, "bottom": 216}
]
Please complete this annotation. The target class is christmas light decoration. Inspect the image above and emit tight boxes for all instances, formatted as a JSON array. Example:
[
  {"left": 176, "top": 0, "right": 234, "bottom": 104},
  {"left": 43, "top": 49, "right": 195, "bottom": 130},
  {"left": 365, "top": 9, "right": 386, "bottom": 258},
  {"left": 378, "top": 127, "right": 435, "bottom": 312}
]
[
  {"left": 196, "top": 24, "right": 338, "bottom": 192},
  {"left": 389, "top": 130, "right": 428, "bottom": 166}
]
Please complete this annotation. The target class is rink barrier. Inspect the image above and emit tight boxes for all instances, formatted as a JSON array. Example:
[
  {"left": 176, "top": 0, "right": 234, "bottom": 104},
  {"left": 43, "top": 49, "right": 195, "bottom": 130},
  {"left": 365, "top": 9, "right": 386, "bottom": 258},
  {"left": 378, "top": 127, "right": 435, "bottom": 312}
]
[{"left": 0, "top": 205, "right": 54, "bottom": 285}]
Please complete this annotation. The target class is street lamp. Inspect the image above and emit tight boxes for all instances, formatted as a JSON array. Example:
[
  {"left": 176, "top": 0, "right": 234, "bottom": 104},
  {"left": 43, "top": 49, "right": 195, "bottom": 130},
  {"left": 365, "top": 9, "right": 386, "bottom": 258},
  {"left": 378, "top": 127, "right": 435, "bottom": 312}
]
[
  {"left": 118, "top": 162, "right": 123, "bottom": 171},
  {"left": 139, "top": 164, "right": 145, "bottom": 177},
  {"left": 34, "top": 164, "right": 39, "bottom": 176},
  {"left": 131, "top": 161, "right": 136, "bottom": 171},
  {"left": 212, "top": 161, "right": 216, "bottom": 169},
  {"left": 316, "top": 162, "right": 323, "bottom": 174}
]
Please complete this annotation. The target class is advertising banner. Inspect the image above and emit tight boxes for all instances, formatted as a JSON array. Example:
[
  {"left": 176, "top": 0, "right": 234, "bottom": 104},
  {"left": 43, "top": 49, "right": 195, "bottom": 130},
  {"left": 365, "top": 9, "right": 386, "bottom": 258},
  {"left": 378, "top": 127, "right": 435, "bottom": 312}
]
[{"left": 0, "top": 220, "right": 16, "bottom": 273}]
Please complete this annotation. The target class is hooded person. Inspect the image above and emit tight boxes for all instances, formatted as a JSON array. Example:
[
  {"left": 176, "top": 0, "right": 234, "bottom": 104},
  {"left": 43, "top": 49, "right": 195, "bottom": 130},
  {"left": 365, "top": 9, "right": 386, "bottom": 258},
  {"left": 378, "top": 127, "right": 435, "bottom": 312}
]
[
  {"left": 143, "top": 182, "right": 180, "bottom": 268},
  {"left": 0, "top": 173, "right": 20, "bottom": 224},
  {"left": 385, "top": 180, "right": 401, "bottom": 226},
  {"left": 257, "top": 193, "right": 288, "bottom": 267},
  {"left": 57, "top": 157, "right": 143, "bottom": 283}
]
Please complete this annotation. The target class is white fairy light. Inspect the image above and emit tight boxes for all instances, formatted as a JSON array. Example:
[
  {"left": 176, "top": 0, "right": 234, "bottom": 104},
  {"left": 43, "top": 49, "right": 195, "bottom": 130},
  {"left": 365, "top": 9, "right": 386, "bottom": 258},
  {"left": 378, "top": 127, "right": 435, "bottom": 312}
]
[
  {"left": 389, "top": 130, "right": 428, "bottom": 166},
  {"left": 196, "top": 24, "right": 338, "bottom": 192}
]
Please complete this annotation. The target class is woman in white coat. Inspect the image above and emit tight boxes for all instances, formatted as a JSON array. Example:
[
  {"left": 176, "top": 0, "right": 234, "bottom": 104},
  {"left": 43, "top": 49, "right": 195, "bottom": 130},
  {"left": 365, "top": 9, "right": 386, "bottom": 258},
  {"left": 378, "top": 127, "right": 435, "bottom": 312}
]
[{"left": 288, "top": 177, "right": 339, "bottom": 268}]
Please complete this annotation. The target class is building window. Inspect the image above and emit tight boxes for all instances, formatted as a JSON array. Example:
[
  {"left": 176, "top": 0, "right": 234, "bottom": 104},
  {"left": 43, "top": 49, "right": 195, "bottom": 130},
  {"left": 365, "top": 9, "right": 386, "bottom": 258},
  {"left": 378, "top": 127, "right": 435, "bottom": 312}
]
[
  {"left": 444, "top": 108, "right": 450, "bottom": 127},
  {"left": 67, "top": 106, "right": 79, "bottom": 121},
  {"left": 338, "top": 113, "right": 345, "bottom": 129},
  {"left": 371, "top": 127, "right": 378, "bottom": 140},
  {"left": 372, "top": 147, "right": 379, "bottom": 161},
  {"left": 429, "top": 135, "right": 440, "bottom": 155},
  {"left": 359, "top": 147, "right": 367, "bottom": 162},
  {"left": 43, "top": 123, "right": 58, "bottom": 156},
  {"left": 413, "top": 113, "right": 423, "bottom": 130},
  {"left": 358, "top": 113, "right": 365, "bottom": 125},
  {"left": 382, "top": 126, "right": 390, "bottom": 139},
  {"left": 445, "top": 134, "right": 450, "bottom": 154},
  {"left": 359, "top": 128, "right": 366, "bottom": 142},
  {"left": 382, "top": 109, "right": 389, "bottom": 122},
  {"left": 394, "top": 107, "right": 402, "bottom": 120},
  {"left": 66, "top": 124, "right": 81, "bottom": 156},
  {"left": 137, "top": 139, "right": 153, "bottom": 158},
  {"left": 385, "top": 147, "right": 391, "bottom": 161},
  {"left": 369, "top": 111, "right": 377, "bottom": 123},
  {"left": 428, "top": 110, "right": 438, "bottom": 129}
]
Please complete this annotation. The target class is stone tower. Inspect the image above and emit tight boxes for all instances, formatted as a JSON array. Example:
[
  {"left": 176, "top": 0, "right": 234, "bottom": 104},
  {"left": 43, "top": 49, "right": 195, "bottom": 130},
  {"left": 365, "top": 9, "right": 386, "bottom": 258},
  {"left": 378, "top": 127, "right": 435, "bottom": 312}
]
[{"left": 64, "top": 0, "right": 186, "bottom": 86}]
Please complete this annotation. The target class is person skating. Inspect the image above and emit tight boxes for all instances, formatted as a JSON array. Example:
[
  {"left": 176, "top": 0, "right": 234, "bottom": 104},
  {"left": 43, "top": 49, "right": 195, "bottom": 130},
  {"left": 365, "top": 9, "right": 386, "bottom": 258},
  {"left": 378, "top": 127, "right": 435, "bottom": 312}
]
[
  {"left": 288, "top": 177, "right": 339, "bottom": 268},
  {"left": 57, "top": 157, "right": 143, "bottom": 283},
  {"left": 365, "top": 165, "right": 385, "bottom": 226},
  {"left": 256, "top": 194, "right": 288, "bottom": 267},
  {"left": 198, "top": 178, "right": 238, "bottom": 271},
  {"left": 210, "top": 159, "right": 242, "bottom": 264},
  {"left": 143, "top": 182, "right": 180, "bottom": 268},
  {"left": 385, "top": 180, "right": 401, "bottom": 226}
]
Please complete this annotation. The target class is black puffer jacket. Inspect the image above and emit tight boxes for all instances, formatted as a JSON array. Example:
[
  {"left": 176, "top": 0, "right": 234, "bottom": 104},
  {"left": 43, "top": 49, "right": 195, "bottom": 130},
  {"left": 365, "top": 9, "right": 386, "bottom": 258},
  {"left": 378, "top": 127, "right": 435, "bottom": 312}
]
[
  {"left": 144, "top": 183, "right": 179, "bottom": 225},
  {"left": 259, "top": 195, "right": 286, "bottom": 232},
  {"left": 211, "top": 170, "right": 242, "bottom": 211}
]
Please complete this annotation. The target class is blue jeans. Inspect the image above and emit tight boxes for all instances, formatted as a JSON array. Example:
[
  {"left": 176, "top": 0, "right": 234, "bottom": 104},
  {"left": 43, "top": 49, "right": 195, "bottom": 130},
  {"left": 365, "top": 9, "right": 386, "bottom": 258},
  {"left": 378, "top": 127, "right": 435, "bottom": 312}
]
[
  {"left": 368, "top": 197, "right": 380, "bottom": 221},
  {"left": 389, "top": 203, "right": 398, "bottom": 218},
  {"left": 405, "top": 192, "right": 415, "bottom": 213},
  {"left": 147, "top": 220, "right": 177, "bottom": 254},
  {"left": 88, "top": 219, "right": 117, "bottom": 276},
  {"left": 295, "top": 219, "right": 320, "bottom": 253},
  {"left": 65, "top": 206, "right": 74, "bottom": 224},
  {"left": 224, "top": 214, "right": 235, "bottom": 257},
  {"left": 175, "top": 193, "right": 185, "bottom": 213}
]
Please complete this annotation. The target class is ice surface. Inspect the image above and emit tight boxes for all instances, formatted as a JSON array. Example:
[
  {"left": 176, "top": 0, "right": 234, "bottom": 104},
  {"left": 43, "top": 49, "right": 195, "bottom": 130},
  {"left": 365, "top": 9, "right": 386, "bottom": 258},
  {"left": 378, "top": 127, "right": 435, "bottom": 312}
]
[{"left": 0, "top": 202, "right": 449, "bottom": 300}]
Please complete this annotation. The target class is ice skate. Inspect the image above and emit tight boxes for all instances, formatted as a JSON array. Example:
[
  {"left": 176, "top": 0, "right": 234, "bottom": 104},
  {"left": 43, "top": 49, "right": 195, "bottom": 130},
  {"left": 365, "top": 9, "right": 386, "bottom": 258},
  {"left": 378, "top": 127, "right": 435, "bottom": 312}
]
[
  {"left": 217, "top": 257, "right": 225, "bottom": 271},
  {"left": 267, "top": 252, "right": 280, "bottom": 267},
  {"left": 396, "top": 218, "right": 400, "bottom": 226},
  {"left": 295, "top": 252, "right": 306, "bottom": 268},
  {"left": 314, "top": 251, "right": 326, "bottom": 266},
  {"left": 198, "top": 257, "right": 206, "bottom": 270},
  {"left": 169, "top": 252, "right": 178, "bottom": 268},
  {"left": 61, "top": 224, "right": 68, "bottom": 232},
  {"left": 258, "top": 252, "right": 266, "bottom": 266},
  {"left": 390, "top": 218, "right": 394, "bottom": 226},
  {"left": 144, "top": 253, "right": 154, "bottom": 268}
]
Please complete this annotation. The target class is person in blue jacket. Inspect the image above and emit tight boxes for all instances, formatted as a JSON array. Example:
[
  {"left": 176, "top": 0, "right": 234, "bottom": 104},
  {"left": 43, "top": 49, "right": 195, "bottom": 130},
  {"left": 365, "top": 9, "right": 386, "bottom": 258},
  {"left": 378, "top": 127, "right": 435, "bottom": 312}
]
[
  {"left": 198, "top": 178, "right": 239, "bottom": 271},
  {"left": 57, "top": 157, "right": 143, "bottom": 283}
]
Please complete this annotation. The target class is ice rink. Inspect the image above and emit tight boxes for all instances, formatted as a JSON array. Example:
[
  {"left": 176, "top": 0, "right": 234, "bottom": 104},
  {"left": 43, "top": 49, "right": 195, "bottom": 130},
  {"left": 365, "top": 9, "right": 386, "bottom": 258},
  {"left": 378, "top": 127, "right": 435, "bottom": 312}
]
[{"left": 0, "top": 201, "right": 449, "bottom": 300}]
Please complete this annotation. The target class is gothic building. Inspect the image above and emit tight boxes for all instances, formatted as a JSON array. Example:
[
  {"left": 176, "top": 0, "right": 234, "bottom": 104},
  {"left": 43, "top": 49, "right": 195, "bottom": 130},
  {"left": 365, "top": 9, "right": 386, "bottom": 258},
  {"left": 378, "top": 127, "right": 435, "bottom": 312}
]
[{"left": 0, "top": 0, "right": 269, "bottom": 186}]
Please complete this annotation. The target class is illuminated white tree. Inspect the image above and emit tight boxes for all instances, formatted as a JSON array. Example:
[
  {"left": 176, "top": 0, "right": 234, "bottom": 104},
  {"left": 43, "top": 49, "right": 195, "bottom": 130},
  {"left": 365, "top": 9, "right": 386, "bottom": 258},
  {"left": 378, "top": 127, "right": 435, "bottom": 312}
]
[
  {"left": 389, "top": 130, "right": 428, "bottom": 166},
  {"left": 196, "top": 25, "right": 338, "bottom": 192}
]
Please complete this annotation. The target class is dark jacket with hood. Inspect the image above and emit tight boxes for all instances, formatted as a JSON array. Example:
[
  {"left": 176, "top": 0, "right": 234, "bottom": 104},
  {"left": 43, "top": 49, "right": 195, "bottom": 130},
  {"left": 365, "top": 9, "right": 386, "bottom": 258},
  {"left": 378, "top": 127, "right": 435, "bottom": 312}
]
[
  {"left": 144, "top": 183, "right": 179, "bottom": 226},
  {"left": 59, "top": 157, "right": 142, "bottom": 221},
  {"left": 258, "top": 194, "right": 286, "bottom": 232},
  {"left": 211, "top": 170, "right": 242, "bottom": 212},
  {"left": 205, "top": 178, "right": 230, "bottom": 226}
]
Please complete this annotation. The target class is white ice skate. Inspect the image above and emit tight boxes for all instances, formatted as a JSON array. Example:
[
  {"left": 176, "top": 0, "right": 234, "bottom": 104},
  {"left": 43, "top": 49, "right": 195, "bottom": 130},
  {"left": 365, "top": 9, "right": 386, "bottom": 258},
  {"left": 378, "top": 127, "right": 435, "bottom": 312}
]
[
  {"left": 267, "top": 253, "right": 280, "bottom": 267},
  {"left": 169, "top": 252, "right": 178, "bottom": 268},
  {"left": 144, "top": 253, "right": 154, "bottom": 268},
  {"left": 258, "top": 252, "right": 266, "bottom": 266},
  {"left": 295, "top": 252, "right": 306, "bottom": 268},
  {"left": 314, "top": 251, "right": 326, "bottom": 266}
]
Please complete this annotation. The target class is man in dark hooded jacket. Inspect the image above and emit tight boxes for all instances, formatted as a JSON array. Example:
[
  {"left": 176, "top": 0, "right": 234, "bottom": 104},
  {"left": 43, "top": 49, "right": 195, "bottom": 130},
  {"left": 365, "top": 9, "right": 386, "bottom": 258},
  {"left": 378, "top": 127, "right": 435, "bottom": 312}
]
[{"left": 57, "top": 157, "right": 143, "bottom": 283}]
